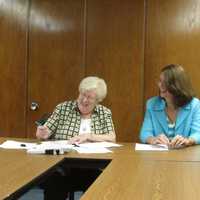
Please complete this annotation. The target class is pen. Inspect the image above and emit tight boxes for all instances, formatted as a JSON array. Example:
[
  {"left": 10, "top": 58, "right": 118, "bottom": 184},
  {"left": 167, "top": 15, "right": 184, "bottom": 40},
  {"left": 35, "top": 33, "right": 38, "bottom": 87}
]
[
  {"left": 35, "top": 121, "right": 43, "bottom": 126},
  {"left": 73, "top": 143, "right": 80, "bottom": 147}
]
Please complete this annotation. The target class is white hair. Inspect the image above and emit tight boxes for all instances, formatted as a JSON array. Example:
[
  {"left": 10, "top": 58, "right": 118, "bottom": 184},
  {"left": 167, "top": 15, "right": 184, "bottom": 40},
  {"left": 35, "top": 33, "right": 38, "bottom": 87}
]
[{"left": 79, "top": 76, "right": 107, "bottom": 102}]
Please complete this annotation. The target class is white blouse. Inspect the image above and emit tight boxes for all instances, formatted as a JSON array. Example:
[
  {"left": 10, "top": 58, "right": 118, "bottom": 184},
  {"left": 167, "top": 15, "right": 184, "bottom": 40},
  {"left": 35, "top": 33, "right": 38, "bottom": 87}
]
[{"left": 79, "top": 118, "right": 91, "bottom": 135}]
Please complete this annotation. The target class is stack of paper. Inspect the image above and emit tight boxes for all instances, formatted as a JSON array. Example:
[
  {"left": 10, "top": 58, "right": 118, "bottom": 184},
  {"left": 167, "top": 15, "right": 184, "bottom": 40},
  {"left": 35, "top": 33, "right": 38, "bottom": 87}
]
[
  {"left": 135, "top": 143, "right": 168, "bottom": 151},
  {"left": 0, "top": 140, "right": 37, "bottom": 149},
  {"left": 0, "top": 140, "right": 122, "bottom": 154}
]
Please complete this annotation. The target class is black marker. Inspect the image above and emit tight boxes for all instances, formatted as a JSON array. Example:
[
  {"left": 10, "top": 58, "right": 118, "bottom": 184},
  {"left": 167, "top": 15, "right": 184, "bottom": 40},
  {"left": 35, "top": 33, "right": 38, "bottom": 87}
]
[
  {"left": 73, "top": 143, "right": 80, "bottom": 147},
  {"left": 35, "top": 121, "right": 43, "bottom": 126}
]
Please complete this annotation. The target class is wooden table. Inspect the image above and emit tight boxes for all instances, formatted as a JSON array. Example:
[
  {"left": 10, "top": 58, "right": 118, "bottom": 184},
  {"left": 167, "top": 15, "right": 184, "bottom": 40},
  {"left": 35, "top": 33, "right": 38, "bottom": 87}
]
[
  {"left": 0, "top": 148, "right": 63, "bottom": 199},
  {"left": 82, "top": 156, "right": 200, "bottom": 200},
  {"left": 1, "top": 138, "right": 200, "bottom": 200}
]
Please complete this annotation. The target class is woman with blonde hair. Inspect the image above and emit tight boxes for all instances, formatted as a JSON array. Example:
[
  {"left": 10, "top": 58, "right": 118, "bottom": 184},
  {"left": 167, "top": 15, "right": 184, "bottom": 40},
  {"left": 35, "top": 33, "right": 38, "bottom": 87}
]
[
  {"left": 36, "top": 76, "right": 115, "bottom": 200},
  {"left": 36, "top": 76, "right": 115, "bottom": 143}
]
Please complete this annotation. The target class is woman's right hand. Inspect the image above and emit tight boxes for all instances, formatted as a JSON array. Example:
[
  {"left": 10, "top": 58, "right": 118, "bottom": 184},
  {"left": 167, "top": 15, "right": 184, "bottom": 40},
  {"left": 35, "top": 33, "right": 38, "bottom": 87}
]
[
  {"left": 36, "top": 126, "right": 50, "bottom": 140},
  {"left": 148, "top": 134, "right": 170, "bottom": 145}
]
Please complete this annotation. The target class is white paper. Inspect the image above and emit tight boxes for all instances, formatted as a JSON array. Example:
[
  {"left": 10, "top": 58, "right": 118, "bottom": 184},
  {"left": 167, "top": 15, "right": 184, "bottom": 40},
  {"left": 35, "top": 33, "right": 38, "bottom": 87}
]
[
  {"left": 78, "top": 142, "right": 122, "bottom": 148},
  {"left": 0, "top": 140, "right": 37, "bottom": 149},
  {"left": 40, "top": 140, "right": 69, "bottom": 146},
  {"left": 0, "top": 140, "right": 118, "bottom": 154},
  {"left": 71, "top": 142, "right": 121, "bottom": 153},
  {"left": 135, "top": 143, "right": 168, "bottom": 151},
  {"left": 73, "top": 146, "right": 112, "bottom": 154},
  {"left": 39, "top": 140, "right": 73, "bottom": 149},
  {"left": 28, "top": 141, "right": 113, "bottom": 154},
  {"left": 26, "top": 140, "right": 73, "bottom": 154}
]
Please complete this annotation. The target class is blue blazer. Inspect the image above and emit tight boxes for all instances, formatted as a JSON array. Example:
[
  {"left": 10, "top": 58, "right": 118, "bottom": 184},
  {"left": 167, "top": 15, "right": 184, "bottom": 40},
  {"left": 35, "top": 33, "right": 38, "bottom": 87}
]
[{"left": 140, "top": 96, "right": 200, "bottom": 144}]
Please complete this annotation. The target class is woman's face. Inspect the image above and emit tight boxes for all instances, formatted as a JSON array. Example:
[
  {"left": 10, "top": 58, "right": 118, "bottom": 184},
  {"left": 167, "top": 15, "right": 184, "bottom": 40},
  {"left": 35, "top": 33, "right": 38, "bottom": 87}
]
[
  {"left": 77, "top": 90, "right": 97, "bottom": 116},
  {"left": 158, "top": 73, "right": 174, "bottom": 102}
]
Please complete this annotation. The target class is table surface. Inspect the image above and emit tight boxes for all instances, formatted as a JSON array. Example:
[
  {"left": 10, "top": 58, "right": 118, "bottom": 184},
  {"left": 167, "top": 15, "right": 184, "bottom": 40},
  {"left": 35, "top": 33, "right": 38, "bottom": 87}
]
[{"left": 1, "top": 138, "right": 200, "bottom": 200}]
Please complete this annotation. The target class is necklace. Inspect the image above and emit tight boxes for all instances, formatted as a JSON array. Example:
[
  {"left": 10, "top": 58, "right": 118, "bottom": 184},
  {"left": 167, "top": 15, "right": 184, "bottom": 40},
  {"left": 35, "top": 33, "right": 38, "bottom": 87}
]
[
  {"left": 79, "top": 118, "right": 91, "bottom": 134},
  {"left": 166, "top": 106, "right": 178, "bottom": 123}
]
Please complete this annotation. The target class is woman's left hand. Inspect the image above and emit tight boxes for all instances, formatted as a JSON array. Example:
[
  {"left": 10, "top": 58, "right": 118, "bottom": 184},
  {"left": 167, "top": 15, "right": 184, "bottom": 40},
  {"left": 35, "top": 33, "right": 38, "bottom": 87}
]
[
  {"left": 169, "top": 135, "right": 195, "bottom": 148},
  {"left": 68, "top": 133, "right": 91, "bottom": 144}
]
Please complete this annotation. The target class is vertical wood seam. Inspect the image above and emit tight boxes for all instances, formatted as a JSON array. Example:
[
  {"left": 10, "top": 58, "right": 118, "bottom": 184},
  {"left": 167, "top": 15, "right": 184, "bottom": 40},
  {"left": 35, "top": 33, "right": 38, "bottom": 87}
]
[
  {"left": 25, "top": 0, "right": 31, "bottom": 138},
  {"left": 82, "top": 0, "right": 87, "bottom": 76}
]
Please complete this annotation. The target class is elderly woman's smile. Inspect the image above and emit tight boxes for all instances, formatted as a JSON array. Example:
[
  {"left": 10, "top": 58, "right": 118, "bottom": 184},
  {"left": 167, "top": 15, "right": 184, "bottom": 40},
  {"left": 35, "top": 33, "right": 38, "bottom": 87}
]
[{"left": 77, "top": 90, "right": 97, "bottom": 116}]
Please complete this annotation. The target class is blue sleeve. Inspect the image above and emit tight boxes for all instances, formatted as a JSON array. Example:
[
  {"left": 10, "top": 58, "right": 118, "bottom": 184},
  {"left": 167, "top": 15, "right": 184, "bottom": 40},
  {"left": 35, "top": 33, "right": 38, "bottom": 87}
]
[
  {"left": 139, "top": 105, "right": 154, "bottom": 143},
  {"left": 189, "top": 102, "right": 200, "bottom": 144}
]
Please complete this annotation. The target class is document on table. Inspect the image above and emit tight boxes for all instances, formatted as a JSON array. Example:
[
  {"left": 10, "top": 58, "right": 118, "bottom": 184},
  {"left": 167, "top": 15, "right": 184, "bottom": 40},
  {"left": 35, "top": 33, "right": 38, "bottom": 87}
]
[
  {"left": 72, "top": 142, "right": 121, "bottom": 153},
  {"left": 73, "top": 146, "right": 112, "bottom": 154},
  {"left": 38, "top": 140, "right": 73, "bottom": 149},
  {"left": 0, "top": 140, "right": 71, "bottom": 150},
  {"left": 135, "top": 143, "right": 168, "bottom": 151},
  {"left": 0, "top": 140, "right": 121, "bottom": 154},
  {"left": 0, "top": 140, "right": 37, "bottom": 149},
  {"left": 77, "top": 142, "right": 122, "bottom": 148}
]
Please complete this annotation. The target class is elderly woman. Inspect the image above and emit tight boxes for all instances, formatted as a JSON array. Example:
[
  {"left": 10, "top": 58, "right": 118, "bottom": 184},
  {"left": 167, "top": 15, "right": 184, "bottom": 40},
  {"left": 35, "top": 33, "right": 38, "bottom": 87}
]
[
  {"left": 140, "top": 64, "right": 200, "bottom": 149},
  {"left": 36, "top": 76, "right": 115, "bottom": 144},
  {"left": 36, "top": 76, "right": 115, "bottom": 200}
]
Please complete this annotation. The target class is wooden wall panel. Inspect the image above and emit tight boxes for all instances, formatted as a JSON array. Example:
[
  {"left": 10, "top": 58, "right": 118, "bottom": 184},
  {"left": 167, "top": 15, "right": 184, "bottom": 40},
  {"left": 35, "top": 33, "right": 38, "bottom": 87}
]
[
  {"left": 86, "top": 0, "right": 145, "bottom": 142},
  {"left": 27, "top": 0, "right": 85, "bottom": 137},
  {"left": 145, "top": 0, "right": 200, "bottom": 100},
  {"left": 2, "top": 0, "right": 200, "bottom": 141},
  {"left": 0, "top": 0, "right": 28, "bottom": 137}
]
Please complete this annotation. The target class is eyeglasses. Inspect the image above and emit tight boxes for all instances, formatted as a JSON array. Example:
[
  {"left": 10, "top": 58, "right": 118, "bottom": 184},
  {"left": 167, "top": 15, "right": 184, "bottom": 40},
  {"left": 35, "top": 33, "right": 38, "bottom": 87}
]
[{"left": 79, "top": 93, "right": 97, "bottom": 103}]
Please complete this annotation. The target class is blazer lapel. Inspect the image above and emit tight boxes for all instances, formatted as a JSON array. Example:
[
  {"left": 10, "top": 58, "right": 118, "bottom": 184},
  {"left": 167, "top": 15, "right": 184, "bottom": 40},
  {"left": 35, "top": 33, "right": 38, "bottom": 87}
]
[
  {"left": 176, "top": 103, "right": 191, "bottom": 129},
  {"left": 153, "top": 99, "right": 168, "bottom": 134},
  {"left": 155, "top": 110, "right": 168, "bottom": 133}
]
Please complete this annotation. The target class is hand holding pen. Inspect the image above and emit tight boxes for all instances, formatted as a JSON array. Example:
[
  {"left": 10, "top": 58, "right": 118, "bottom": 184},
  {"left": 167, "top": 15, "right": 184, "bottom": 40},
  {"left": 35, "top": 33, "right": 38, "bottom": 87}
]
[{"left": 36, "top": 125, "right": 50, "bottom": 140}]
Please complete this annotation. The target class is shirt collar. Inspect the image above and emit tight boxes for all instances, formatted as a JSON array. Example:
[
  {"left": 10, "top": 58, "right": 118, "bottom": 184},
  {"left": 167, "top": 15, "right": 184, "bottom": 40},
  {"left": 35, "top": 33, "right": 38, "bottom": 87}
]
[
  {"left": 153, "top": 97, "right": 166, "bottom": 111},
  {"left": 73, "top": 101, "right": 98, "bottom": 114},
  {"left": 153, "top": 97, "right": 191, "bottom": 111}
]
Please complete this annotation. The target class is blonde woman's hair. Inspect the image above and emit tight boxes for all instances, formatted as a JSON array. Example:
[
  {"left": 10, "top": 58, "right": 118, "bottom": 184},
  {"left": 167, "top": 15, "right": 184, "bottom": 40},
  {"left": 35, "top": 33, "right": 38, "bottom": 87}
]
[{"left": 79, "top": 76, "right": 107, "bottom": 102}]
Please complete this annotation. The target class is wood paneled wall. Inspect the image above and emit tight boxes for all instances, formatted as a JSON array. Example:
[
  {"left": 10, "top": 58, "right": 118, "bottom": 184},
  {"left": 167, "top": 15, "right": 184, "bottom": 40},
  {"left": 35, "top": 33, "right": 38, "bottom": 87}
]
[
  {"left": 145, "top": 0, "right": 200, "bottom": 100},
  {"left": 1, "top": 0, "right": 200, "bottom": 142},
  {"left": 27, "top": 0, "right": 85, "bottom": 137},
  {"left": 0, "top": 0, "right": 28, "bottom": 137},
  {"left": 86, "top": 0, "right": 144, "bottom": 142}
]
